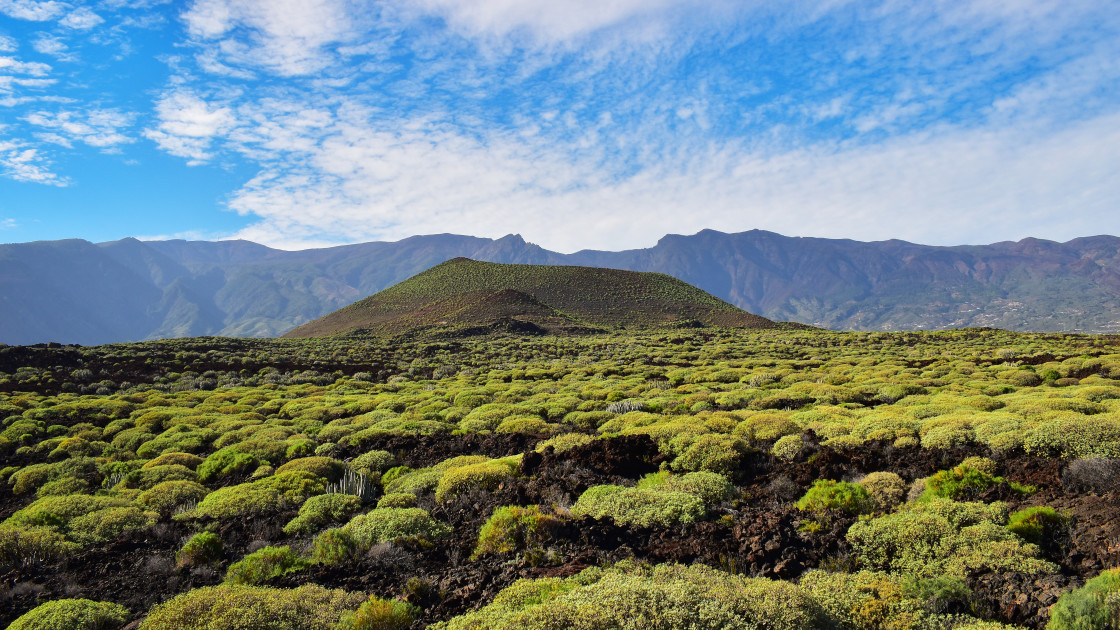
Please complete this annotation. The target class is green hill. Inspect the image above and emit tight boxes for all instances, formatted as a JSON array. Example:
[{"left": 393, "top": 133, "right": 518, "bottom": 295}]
[{"left": 282, "top": 258, "right": 778, "bottom": 337}]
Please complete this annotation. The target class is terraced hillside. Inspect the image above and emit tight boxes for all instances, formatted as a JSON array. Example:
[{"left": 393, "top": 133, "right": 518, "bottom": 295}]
[{"left": 284, "top": 258, "right": 779, "bottom": 337}]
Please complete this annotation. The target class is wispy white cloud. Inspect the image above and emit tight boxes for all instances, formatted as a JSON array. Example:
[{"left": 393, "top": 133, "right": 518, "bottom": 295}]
[
  {"left": 31, "top": 35, "right": 74, "bottom": 60},
  {"left": 0, "top": 0, "right": 67, "bottom": 21},
  {"left": 181, "top": 0, "right": 359, "bottom": 76},
  {"left": 144, "top": 89, "right": 234, "bottom": 163},
  {"left": 59, "top": 6, "right": 103, "bottom": 29},
  {"left": 24, "top": 108, "right": 134, "bottom": 148},
  {"left": 0, "top": 218, "right": 17, "bottom": 229},
  {"left": 0, "top": 137, "right": 66, "bottom": 185},
  {"left": 0, "top": 56, "right": 51, "bottom": 76},
  {"left": 0, "top": 35, "right": 17, "bottom": 52}
]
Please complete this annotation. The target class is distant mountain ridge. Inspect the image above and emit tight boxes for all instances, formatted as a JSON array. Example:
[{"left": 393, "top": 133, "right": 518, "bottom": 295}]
[
  {"left": 2, "top": 229, "right": 1119, "bottom": 344},
  {"left": 283, "top": 258, "right": 777, "bottom": 338}
]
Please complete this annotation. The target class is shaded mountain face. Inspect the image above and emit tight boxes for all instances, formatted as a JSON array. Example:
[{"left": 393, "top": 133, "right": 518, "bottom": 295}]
[
  {"left": 282, "top": 258, "right": 777, "bottom": 338},
  {"left": 2, "top": 230, "right": 1119, "bottom": 345}
]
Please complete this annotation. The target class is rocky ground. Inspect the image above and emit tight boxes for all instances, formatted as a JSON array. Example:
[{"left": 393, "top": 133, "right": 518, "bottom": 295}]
[{"left": 2, "top": 433, "right": 1117, "bottom": 628}]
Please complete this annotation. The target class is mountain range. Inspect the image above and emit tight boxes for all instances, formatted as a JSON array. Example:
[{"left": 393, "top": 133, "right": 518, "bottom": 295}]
[{"left": 2, "top": 229, "right": 1119, "bottom": 345}]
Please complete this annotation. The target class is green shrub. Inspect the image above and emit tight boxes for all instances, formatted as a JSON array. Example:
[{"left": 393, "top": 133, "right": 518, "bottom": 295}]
[
  {"left": 350, "top": 450, "right": 395, "bottom": 476},
  {"left": 770, "top": 434, "right": 805, "bottom": 461},
  {"left": 535, "top": 433, "right": 595, "bottom": 453},
  {"left": 139, "top": 583, "right": 366, "bottom": 630},
  {"left": 383, "top": 468, "right": 441, "bottom": 496},
  {"left": 275, "top": 456, "right": 346, "bottom": 483},
  {"left": 143, "top": 452, "right": 204, "bottom": 470},
  {"left": 570, "top": 485, "right": 705, "bottom": 528},
  {"left": 847, "top": 498, "right": 1057, "bottom": 579},
  {"left": 434, "top": 461, "right": 514, "bottom": 502},
  {"left": 36, "top": 476, "right": 90, "bottom": 497},
  {"left": 309, "top": 527, "right": 359, "bottom": 565},
  {"left": 197, "top": 447, "right": 259, "bottom": 482},
  {"left": 3, "top": 494, "right": 131, "bottom": 532},
  {"left": 670, "top": 434, "right": 748, "bottom": 475},
  {"left": 137, "top": 480, "right": 209, "bottom": 516},
  {"left": 68, "top": 506, "right": 156, "bottom": 545},
  {"left": 9, "top": 463, "right": 52, "bottom": 495},
  {"left": 430, "top": 562, "right": 829, "bottom": 630},
  {"left": 342, "top": 507, "right": 452, "bottom": 547},
  {"left": 795, "top": 480, "right": 875, "bottom": 515},
  {"left": 225, "top": 545, "right": 309, "bottom": 585},
  {"left": 1047, "top": 567, "right": 1120, "bottom": 630},
  {"left": 639, "top": 471, "right": 735, "bottom": 505},
  {"left": 193, "top": 471, "right": 324, "bottom": 519},
  {"left": 336, "top": 595, "right": 419, "bottom": 630},
  {"left": 0, "top": 525, "right": 80, "bottom": 567},
  {"left": 472, "top": 505, "right": 562, "bottom": 560},
  {"left": 922, "top": 463, "right": 1033, "bottom": 501},
  {"left": 177, "top": 531, "right": 223, "bottom": 567},
  {"left": 858, "top": 471, "right": 908, "bottom": 509},
  {"left": 379, "top": 466, "right": 413, "bottom": 487},
  {"left": 7, "top": 598, "right": 130, "bottom": 630},
  {"left": 283, "top": 493, "right": 362, "bottom": 535},
  {"left": 376, "top": 493, "right": 417, "bottom": 509},
  {"left": 1006, "top": 506, "right": 1066, "bottom": 545}
]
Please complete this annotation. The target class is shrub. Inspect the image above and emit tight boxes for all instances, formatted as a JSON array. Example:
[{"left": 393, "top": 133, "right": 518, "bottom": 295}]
[
  {"left": 283, "top": 493, "right": 362, "bottom": 535},
  {"left": 1061, "top": 457, "right": 1120, "bottom": 494},
  {"left": 177, "top": 531, "right": 223, "bottom": 567},
  {"left": 795, "top": 480, "right": 875, "bottom": 515},
  {"left": 336, "top": 595, "right": 419, "bottom": 630},
  {"left": 472, "top": 505, "right": 563, "bottom": 560},
  {"left": 313, "top": 508, "right": 452, "bottom": 564},
  {"left": 570, "top": 485, "right": 705, "bottom": 528},
  {"left": 139, "top": 583, "right": 366, "bottom": 630},
  {"left": 350, "top": 450, "right": 395, "bottom": 476},
  {"left": 36, "top": 476, "right": 90, "bottom": 497},
  {"left": 430, "top": 562, "right": 830, "bottom": 630},
  {"left": 275, "top": 456, "right": 346, "bottom": 483},
  {"left": 3, "top": 494, "right": 131, "bottom": 533},
  {"left": 858, "top": 471, "right": 908, "bottom": 509},
  {"left": 1007, "top": 506, "right": 1066, "bottom": 545},
  {"left": 771, "top": 434, "right": 805, "bottom": 461},
  {"left": 671, "top": 434, "right": 748, "bottom": 475},
  {"left": 143, "top": 452, "right": 204, "bottom": 470},
  {"left": 922, "top": 463, "right": 1033, "bottom": 502},
  {"left": 193, "top": 471, "right": 324, "bottom": 519},
  {"left": 68, "top": 506, "right": 156, "bottom": 545},
  {"left": 7, "top": 598, "right": 129, "bottom": 630},
  {"left": 641, "top": 471, "right": 735, "bottom": 505},
  {"left": 197, "top": 447, "right": 258, "bottom": 482},
  {"left": 0, "top": 525, "right": 80, "bottom": 567},
  {"left": 309, "top": 527, "right": 359, "bottom": 565},
  {"left": 137, "top": 480, "right": 209, "bottom": 516},
  {"left": 847, "top": 498, "right": 1057, "bottom": 579},
  {"left": 535, "top": 433, "right": 595, "bottom": 453},
  {"left": 9, "top": 463, "right": 52, "bottom": 495},
  {"left": 133, "top": 464, "right": 197, "bottom": 490},
  {"left": 1047, "top": 567, "right": 1120, "bottom": 630},
  {"left": 225, "top": 545, "right": 309, "bottom": 585},
  {"left": 434, "top": 461, "right": 514, "bottom": 502},
  {"left": 799, "top": 569, "right": 923, "bottom": 629},
  {"left": 376, "top": 493, "right": 417, "bottom": 509}
]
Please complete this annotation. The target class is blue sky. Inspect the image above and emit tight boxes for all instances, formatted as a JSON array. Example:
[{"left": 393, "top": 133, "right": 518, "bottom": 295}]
[{"left": 1, "top": 0, "right": 1118, "bottom": 252}]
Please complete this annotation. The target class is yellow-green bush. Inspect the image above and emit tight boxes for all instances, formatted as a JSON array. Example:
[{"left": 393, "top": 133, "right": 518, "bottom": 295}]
[
  {"left": 472, "top": 505, "right": 563, "bottom": 560},
  {"left": 570, "top": 485, "right": 705, "bottom": 528},
  {"left": 137, "top": 480, "right": 209, "bottom": 516},
  {"left": 176, "top": 531, "right": 222, "bottom": 568},
  {"left": 430, "top": 562, "right": 830, "bottom": 630},
  {"left": 336, "top": 595, "right": 419, "bottom": 630},
  {"left": 139, "top": 584, "right": 366, "bottom": 630},
  {"left": 225, "top": 545, "right": 308, "bottom": 585},
  {"left": 68, "top": 506, "right": 156, "bottom": 545},
  {"left": 275, "top": 456, "right": 346, "bottom": 483},
  {"left": 0, "top": 525, "right": 80, "bottom": 567},
  {"left": 142, "top": 452, "right": 204, "bottom": 470},
  {"left": 638, "top": 471, "right": 735, "bottom": 505},
  {"left": 1046, "top": 567, "right": 1120, "bottom": 630},
  {"left": 313, "top": 508, "right": 452, "bottom": 564},
  {"left": 193, "top": 471, "right": 324, "bottom": 519},
  {"left": 350, "top": 450, "right": 395, "bottom": 476},
  {"left": 375, "top": 493, "right": 417, "bottom": 509},
  {"left": 283, "top": 493, "right": 362, "bottom": 535},
  {"left": 7, "top": 598, "right": 130, "bottom": 630},
  {"left": 847, "top": 498, "right": 1056, "bottom": 579},
  {"left": 535, "top": 433, "right": 595, "bottom": 453},
  {"left": 435, "top": 461, "right": 515, "bottom": 502},
  {"left": 858, "top": 472, "right": 908, "bottom": 510},
  {"left": 796, "top": 480, "right": 875, "bottom": 516}
]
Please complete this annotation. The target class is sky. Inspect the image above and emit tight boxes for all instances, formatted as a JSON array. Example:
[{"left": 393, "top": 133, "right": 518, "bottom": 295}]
[{"left": 1, "top": 0, "right": 1118, "bottom": 253}]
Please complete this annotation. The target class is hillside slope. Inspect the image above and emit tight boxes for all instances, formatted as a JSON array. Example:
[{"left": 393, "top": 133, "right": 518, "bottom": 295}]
[{"left": 283, "top": 258, "right": 775, "bottom": 337}]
